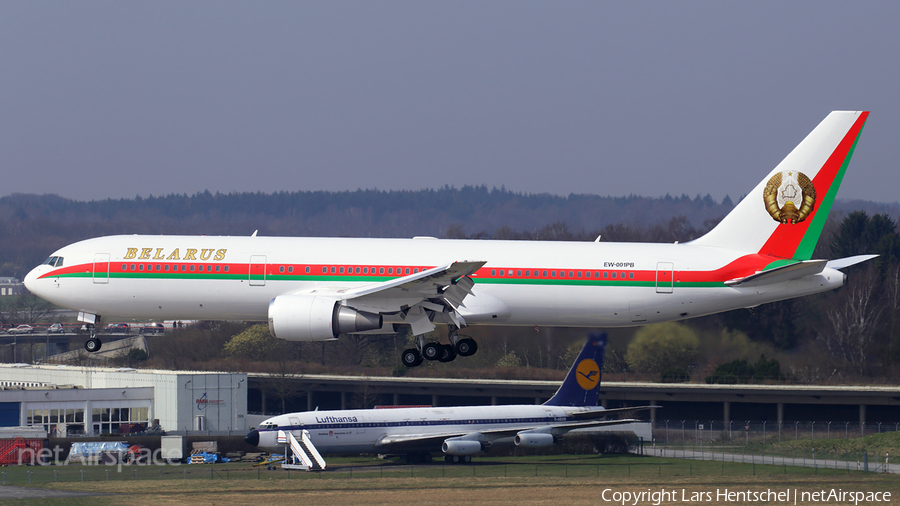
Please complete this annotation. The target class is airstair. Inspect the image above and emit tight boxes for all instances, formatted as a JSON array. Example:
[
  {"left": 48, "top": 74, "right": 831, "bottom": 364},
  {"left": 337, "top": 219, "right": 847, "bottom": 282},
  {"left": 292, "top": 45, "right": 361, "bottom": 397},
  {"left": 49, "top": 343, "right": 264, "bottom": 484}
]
[{"left": 277, "top": 430, "right": 326, "bottom": 471}]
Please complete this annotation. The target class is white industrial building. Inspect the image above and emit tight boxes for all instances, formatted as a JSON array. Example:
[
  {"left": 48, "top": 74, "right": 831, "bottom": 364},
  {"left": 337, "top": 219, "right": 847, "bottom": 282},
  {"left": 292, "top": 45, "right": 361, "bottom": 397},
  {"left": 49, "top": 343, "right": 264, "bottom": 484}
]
[{"left": 0, "top": 364, "right": 247, "bottom": 435}]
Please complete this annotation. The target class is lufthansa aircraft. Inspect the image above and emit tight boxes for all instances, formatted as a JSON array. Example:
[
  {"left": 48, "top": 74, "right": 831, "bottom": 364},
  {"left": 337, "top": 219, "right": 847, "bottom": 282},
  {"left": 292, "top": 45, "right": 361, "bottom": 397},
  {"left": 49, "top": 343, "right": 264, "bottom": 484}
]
[
  {"left": 244, "top": 333, "right": 653, "bottom": 465},
  {"left": 24, "top": 111, "right": 874, "bottom": 366}
]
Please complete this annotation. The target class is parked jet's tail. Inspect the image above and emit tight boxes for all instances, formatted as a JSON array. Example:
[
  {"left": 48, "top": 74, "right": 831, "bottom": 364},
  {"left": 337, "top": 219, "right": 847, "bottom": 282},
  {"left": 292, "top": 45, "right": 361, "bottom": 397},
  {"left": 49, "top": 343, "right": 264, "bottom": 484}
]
[
  {"left": 543, "top": 333, "right": 607, "bottom": 407},
  {"left": 693, "top": 111, "right": 869, "bottom": 260}
]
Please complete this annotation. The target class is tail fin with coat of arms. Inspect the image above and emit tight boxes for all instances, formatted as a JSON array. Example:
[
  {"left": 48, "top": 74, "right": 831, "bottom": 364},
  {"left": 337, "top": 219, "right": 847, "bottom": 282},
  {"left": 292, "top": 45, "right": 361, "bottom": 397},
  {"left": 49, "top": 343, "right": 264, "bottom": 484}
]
[
  {"left": 543, "top": 333, "right": 607, "bottom": 407},
  {"left": 693, "top": 111, "right": 869, "bottom": 260}
]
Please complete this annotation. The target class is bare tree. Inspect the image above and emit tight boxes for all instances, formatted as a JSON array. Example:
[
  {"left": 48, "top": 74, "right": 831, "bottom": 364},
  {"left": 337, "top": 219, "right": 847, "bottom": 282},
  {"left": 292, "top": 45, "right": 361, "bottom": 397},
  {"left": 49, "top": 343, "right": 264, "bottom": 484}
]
[{"left": 822, "top": 274, "right": 885, "bottom": 376}]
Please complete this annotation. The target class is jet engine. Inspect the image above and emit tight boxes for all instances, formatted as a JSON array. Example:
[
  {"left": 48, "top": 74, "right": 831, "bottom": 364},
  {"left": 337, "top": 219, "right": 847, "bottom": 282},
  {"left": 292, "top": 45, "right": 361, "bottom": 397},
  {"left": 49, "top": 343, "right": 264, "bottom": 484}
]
[
  {"left": 268, "top": 295, "right": 382, "bottom": 341},
  {"left": 441, "top": 440, "right": 482, "bottom": 456},
  {"left": 514, "top": 432, "right": 555, "bottom": 448}
]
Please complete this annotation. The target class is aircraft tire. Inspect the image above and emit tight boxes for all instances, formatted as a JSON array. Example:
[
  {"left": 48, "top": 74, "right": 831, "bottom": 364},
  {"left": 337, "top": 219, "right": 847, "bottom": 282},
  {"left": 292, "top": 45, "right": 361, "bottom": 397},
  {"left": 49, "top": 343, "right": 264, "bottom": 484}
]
[
  {"left": 438, "top": 344, "right": 456, "bottom": 362},
  {"left": 463, "top": 455, "right": 471, "bottom": 463},
  {"left": 451, "top": 455, "right": 461, "bottom": 464},
  {"left": 456, "top": 338, "right": 477, "bottom": 356},
  {"left": 85, "top": 338, "right": 102, "bottom": 353},
  {"left": 422, "top": 342, "right": 442, "bottom": 361},
  {"left": 401, "top": 348, "right": 423, "bottom": 367}
]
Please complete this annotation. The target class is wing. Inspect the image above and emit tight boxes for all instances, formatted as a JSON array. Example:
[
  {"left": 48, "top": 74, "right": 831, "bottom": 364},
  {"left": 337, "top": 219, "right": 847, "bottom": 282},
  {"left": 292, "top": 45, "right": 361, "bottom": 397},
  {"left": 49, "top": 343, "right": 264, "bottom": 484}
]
[
  {"left": 373, "top": 418, "right": 646, "bottom": 453},
  {"left": 304, "top": 260, "right": 485, "bottom": 335}
]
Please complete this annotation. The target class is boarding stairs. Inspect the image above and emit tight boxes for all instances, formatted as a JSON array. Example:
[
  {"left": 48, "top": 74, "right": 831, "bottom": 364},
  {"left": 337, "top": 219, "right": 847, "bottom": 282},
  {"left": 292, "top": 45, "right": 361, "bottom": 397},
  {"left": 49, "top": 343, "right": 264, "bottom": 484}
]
[{"left": 277, "top": 429, "right": 326, "bottom": 471}]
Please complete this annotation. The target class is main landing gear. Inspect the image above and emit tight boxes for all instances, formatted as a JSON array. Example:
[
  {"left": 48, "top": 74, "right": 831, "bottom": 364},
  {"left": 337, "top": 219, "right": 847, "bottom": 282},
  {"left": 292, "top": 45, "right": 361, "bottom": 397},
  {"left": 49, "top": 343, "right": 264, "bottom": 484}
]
[
  {"left": 83, "top": 324, "right": 102, "bottom": 353},
  {"left": 400, "top": 331, "right": 478, "bottom": 367}
]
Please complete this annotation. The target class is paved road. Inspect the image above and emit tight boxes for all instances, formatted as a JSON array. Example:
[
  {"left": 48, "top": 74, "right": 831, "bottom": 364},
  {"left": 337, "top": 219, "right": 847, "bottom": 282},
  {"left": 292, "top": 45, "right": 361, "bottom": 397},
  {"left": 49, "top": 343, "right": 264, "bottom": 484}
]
[
  {"left": 646, "top": 447, "right": 900, "bottom": 474},
  {"left": 0, "top": 485, "right": 108, "bottom": 500}
]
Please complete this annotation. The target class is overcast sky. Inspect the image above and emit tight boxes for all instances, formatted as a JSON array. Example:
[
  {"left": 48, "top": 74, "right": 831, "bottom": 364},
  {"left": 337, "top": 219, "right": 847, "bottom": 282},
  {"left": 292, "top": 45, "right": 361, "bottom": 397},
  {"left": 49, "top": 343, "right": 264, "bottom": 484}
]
[{"left": 2, "top": 2, "right": 898, "bottom": 203}]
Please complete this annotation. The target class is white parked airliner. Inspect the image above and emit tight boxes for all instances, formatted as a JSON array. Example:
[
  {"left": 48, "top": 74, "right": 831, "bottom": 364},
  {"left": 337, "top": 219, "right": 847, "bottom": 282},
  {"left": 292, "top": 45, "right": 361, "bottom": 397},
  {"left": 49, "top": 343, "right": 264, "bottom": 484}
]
[
  {"left": 244, "top": 333, "right": 652, "bottom": 466},
  {"left": 24, "top": 111, "right": 875, "bottom": 365}
]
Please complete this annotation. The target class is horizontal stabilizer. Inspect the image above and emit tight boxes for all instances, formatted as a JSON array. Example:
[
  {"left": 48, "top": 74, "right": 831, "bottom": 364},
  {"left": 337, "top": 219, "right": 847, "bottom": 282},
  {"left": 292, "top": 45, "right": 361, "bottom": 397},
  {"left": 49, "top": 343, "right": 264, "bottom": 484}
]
[
  {"left": 725, "top": 259, "right": 827, "bottom": 287},
  {"left": 826, "top": 254, "right": 879, "bottom": 270}
]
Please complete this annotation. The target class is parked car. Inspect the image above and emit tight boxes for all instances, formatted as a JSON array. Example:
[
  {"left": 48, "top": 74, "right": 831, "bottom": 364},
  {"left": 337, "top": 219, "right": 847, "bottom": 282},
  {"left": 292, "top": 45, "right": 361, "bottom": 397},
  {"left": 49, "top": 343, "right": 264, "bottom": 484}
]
[
  {"left": 9, "top": 325, "right": 34, "bottom": 334},
  {"left": 106, "top": 323, "right": 130, "bottom": 334},
  {"left": 48, "top": 323, "right": 65, "bottom": 334},
  {"left": 0, "top": 324, "right": 11, "bottom": 334},
  {"left": 140, "top": 323, "right": 165, "bottom": 334}
]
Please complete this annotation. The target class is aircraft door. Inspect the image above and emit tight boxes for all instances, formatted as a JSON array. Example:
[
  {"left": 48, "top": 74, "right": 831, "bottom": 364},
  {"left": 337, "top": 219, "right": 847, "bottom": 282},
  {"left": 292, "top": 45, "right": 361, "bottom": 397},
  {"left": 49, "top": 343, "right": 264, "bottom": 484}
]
[
  {"left": 93, "top": 253, "right": 110, "bottom": 284},
  {"left": 249, "top": 255, "right": 267, "bottom": 286},
  {"left": 656, "top": 262, "right": 674, "bottom": 294}
]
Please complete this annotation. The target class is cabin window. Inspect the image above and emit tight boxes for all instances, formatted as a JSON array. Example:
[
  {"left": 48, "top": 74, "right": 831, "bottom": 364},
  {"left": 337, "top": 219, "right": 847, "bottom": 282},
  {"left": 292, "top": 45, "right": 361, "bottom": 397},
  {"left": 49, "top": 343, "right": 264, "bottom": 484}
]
[
  {"left": 611, "top": 272, "right": 616, "bottom": 279},
  {"left": 130, "top": 264, "right": 136, "bottom": 271},
  {"left": 620, "top": 271, "right": 626, "bottom": 278},
  {"left": 224, "top": 266, "right": 229, "bottom": 272},
  {"left": 413, "top": 268, "right": 418, "bottom": 273},
  {"left": 577, "top": 271, "right": 582, "bottom": 278},
  {"left": 122, "top": 264, "right": 127, "bottom": 270},
  {"left": 288, "top": 266, "right": 293, "bottom": 273},
  {"left": 551, "top": 271, "right": 556, "bottom": 277},
  {"left": 379, "top": 267, "right": 384, "bottom": 274},
  {"left": 405, "top": 268, "right": 410, "bottom": 274},
  {"left": 215, "top": 265, "right": 220, "bottom": 272},
  {"left": 603, "top": 272, "right": 608, "bottom": 278},
  {"left": 156, "top": 264, "right": 161, "bottom": 271},
  {"left": 517, "top": 270, "right": 522, "bottom": 276},
  {"left": 355, "top": 267, "right": 360, "bottom": 273},
  {"left": 339, "top": 267, "right": 344, "bottom": 274},
  {"left": 388, "top": 268, "right": 393, "bottom": 274},
  {"left": 330, "top": 267, "right": 336, "bottom": 273},
  {"left": 279, "top": 266, "right": 285, "bottom": 273},
  {"left": 363, "top": 267, "right": 368, "bottom": 274},
  {"left": 569, "top": 271, "right": 574, "bottom": 278},
  {"left": 190, "top": 265, "right": 195, "bottom": 272},
  {"left": 305, "top": 267, "right": 310, "bottom": 273},
  {"left": 525, "top": 270, "right": 531, "bottom": 277},
  {"left": 207, "top": 265, "right": 212, "bottom": 272},
  {"left": 629, "top": 272, "right": 634, "bottom": 279},
  {"left": 138, "top": 264, "right": 144, "bottom": 271},
  {"left": 491, "top": 270, "right": 496, "bottom": 276},
  {"left": 542, "top": 270, "right": 548, "bottom": 277}
]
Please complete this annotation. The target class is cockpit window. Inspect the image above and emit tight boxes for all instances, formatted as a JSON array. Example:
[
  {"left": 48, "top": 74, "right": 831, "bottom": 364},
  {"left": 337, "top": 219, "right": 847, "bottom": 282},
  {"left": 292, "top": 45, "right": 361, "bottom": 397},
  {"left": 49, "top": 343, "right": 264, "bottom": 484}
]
[
  {"left": 42, "top": 256, "right": 64, "bottom": 267},
  {"left": 260, "top": 422, "right": 279, "bottom": 429}
]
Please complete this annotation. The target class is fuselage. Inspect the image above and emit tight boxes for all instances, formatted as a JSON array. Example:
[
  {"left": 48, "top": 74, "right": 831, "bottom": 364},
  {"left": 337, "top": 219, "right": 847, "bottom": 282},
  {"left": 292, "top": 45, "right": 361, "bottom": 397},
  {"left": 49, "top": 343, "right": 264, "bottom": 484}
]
[
  {"left": 254, "top": 404, "right": 601, "bottom": 454},
  {"left": 24, "top": 234, "right": 844, "bottom": 327}
]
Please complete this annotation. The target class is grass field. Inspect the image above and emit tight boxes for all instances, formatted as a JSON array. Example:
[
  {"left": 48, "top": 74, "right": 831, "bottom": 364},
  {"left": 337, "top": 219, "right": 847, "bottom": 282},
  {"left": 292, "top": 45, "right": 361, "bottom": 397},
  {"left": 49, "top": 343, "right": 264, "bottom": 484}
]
[{"left": 2, "top": 453, "right": 898, "bottom": 506}]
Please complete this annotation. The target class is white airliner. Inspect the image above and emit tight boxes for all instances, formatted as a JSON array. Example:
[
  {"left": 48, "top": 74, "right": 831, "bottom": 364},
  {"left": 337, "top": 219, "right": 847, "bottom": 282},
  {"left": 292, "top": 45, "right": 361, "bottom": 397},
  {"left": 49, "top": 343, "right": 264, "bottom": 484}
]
[
  {"left": 244, "top": 333, "right": 652, "bottom": 466},
  {"left": 24, "top": 111, "right": 875, "bottom": 365}
]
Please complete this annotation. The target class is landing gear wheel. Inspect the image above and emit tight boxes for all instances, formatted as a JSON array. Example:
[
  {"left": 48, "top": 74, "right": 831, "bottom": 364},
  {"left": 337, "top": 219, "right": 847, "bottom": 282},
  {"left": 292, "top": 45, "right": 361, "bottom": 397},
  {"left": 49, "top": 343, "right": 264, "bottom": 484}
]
[
  {"left": 455, "top": 338, "right": 477, "bottom": 357},
  {"left": 401, "top": 348, "right": 423, "bottom": 367},
  {"left": 422, "top": 342, "right": 442, "bottom": 361},
  {"left": 451, "top": 455, "right": 461, "bottom": 464},
  {"left": 438, "top": 344, "right": 457, "bottom": 362},
  {"left": 463, "top": 455, "right": 471, "bottom": 463},
  {"left": 85, "top": 338, "right": 102, "bottom": 353}
]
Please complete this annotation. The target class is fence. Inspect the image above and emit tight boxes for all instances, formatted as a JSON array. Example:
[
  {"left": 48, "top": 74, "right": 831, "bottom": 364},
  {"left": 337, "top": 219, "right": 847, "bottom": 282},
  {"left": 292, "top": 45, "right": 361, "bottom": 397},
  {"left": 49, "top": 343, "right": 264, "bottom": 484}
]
[{"left": 652, "top": 420, "right": 900, "bottom": 445}]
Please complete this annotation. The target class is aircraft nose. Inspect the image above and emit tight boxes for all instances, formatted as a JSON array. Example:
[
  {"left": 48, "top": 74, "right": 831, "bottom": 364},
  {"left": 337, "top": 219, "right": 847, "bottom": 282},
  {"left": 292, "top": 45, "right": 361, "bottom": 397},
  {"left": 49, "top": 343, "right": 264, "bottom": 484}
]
[
  {"left": 244, "top": 429, "right": 260, "bottom": 447},
  {"left": 23, "top": 266, "right": 41, "bottom": 292}
]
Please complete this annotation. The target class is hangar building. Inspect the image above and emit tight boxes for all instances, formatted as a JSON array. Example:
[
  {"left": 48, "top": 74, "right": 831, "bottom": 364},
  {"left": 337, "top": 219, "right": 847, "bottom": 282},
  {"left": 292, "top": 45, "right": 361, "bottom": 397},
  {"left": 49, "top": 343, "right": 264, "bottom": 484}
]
[{"left": 0, "top": 364, "right": 247, "bottom": 435}]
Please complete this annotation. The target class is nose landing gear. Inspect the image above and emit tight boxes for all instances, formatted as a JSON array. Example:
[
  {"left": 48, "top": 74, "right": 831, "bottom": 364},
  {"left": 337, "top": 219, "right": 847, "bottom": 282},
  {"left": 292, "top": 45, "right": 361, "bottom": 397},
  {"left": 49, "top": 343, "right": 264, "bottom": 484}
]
[{"left": 83, "top": 323, "right": 102, "bottom": 353}]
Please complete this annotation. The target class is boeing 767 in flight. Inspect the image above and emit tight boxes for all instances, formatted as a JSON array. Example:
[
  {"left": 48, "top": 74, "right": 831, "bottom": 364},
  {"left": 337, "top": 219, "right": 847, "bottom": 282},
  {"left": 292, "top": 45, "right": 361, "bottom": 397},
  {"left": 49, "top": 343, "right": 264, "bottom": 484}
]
[{"left": 24, "top": 111, "right": 875, "bottom": 366}]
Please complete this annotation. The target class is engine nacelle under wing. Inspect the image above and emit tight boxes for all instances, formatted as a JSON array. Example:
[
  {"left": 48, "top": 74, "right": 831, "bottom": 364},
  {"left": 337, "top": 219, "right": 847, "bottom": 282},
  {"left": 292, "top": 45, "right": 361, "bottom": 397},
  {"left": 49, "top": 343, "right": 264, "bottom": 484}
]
[
  {"left": 514, "top": 432, "right": 555, "bottom": 448},
  {"left": 441, "top": 440, "right": 482, "bottom": 456},
  {"left": 268, "top": 295, "right": 383, "bottom": 341}
]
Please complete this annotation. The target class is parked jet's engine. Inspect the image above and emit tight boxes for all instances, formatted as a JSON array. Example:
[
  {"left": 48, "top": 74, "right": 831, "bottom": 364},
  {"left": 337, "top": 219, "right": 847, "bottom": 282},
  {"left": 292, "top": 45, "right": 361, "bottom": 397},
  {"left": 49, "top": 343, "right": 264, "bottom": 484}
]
[
  {"left": 514, "top": 432, "right": 555, "bottom": 448},
  {"left": 268, "top": 295, "right": 382, "bottom": 341},
  {"left": 441, "top": 440, "right": 482, "bottom": 456}
]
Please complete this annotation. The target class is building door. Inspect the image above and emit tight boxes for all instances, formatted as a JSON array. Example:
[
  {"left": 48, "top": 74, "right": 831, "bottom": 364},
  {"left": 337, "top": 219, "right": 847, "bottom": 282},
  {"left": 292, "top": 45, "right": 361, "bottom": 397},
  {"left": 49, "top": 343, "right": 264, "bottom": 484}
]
[
  {"left": 249, "top": 256, "right": 267, "bottom": 286},
  {"left": 93, "top": 253, "right": 110, "bottom": 284}
]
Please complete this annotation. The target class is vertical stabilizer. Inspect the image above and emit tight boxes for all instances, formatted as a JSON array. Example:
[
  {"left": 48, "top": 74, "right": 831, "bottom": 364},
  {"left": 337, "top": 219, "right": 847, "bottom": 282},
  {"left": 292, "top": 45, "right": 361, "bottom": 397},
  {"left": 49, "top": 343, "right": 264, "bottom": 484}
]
[
  {"left": 543, "top": 333, "right": 607, "bottom": 407},
  {"left": 693, "top": 111, "right": 868, "bottom": 260}
]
